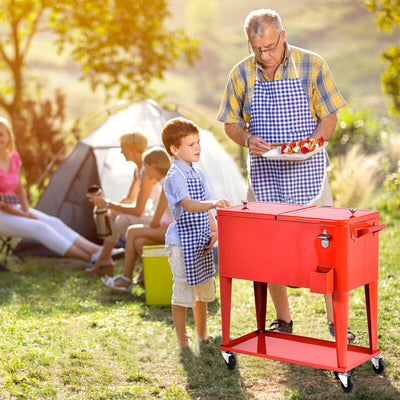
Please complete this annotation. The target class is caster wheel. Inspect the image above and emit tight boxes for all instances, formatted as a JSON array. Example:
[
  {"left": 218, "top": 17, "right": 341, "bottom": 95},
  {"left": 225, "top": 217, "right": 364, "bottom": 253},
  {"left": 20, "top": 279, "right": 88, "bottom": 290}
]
[
  {"left": 333, "top": 371, "right": 339, "bottom": 380},
  {"left": 340, "top": 376, "right": 354, "bottom": 393},
  {"left": 334, "top": 368, "right": 354, "bottom": 380},
  {"left": 221, "top": 351, "right": 237, "bottom": 369},
  {"left": 225, "top": 354, "right": 236, "bottom": 369},
  {"left": 372, "top": 357, "right": 386, "bottom": 374}
]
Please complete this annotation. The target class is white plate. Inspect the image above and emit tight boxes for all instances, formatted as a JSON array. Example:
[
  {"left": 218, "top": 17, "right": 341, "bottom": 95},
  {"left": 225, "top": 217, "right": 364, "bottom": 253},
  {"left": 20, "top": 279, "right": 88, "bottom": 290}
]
[{"left": 262, "top": 142, "right": 328, "bottom": 161}]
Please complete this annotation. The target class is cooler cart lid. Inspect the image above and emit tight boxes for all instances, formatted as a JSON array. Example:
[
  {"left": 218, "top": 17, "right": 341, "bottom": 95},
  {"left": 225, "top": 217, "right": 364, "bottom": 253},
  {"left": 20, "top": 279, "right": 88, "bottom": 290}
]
[
  {"left": 217, "top": 202, "right": 313, "bottom": 220},
  {"left": 277, "top": 206, "right": 379, "bottom": 226}
]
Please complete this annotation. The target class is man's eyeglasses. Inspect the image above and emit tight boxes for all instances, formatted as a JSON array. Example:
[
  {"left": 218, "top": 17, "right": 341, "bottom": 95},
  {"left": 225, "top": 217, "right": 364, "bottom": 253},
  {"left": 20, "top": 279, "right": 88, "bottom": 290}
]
[{"left": 249, "top": 34, "right": 281, "bottom": 57}]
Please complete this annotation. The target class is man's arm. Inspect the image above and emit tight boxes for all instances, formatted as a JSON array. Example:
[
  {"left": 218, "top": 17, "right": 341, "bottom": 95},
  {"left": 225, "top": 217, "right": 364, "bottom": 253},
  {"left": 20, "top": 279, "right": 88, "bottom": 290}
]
[
  {"left": 224, "top": 122, "right": 249, "bottom": 147},
  {"left": 311, "top": 112, "right": 337, "bottom": 141},
  {"left": 224, "top": 122, "right": 272, "bottom": 157}
]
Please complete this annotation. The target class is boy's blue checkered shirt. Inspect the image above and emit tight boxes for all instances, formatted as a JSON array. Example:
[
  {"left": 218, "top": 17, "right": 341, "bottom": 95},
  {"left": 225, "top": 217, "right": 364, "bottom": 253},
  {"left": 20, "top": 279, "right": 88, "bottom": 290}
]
[{"left": 164, "top": 159, "right": 212, "bottom": 246}]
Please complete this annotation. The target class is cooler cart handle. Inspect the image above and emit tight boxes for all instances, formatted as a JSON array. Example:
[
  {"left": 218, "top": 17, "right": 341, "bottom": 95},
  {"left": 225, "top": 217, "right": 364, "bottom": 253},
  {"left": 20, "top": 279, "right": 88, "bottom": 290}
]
[{"left": 351, "top": 223, "right": 385, "bottom": 240}]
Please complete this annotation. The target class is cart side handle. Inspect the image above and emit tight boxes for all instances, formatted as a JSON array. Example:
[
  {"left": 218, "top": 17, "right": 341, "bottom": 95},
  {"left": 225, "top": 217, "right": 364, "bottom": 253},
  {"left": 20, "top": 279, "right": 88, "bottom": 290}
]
[{"left": 351, "top": 224, "right": 385, "bottom": 240}]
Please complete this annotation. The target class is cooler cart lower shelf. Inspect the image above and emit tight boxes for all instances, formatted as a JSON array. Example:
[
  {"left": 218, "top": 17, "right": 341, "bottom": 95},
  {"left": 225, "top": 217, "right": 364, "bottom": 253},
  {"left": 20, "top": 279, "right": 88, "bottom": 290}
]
[
  {"left": 220, "top": 331, "right": 381, "bottom": 372},
  {"left": 219, "top": 279, "right": 386, "bottom": 393}
]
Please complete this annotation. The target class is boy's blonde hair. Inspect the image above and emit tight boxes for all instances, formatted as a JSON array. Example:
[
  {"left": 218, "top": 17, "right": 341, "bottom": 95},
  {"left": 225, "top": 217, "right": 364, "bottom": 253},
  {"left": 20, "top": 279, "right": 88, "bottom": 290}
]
[
  {"left": 143, "top": 146, "right": 171, "bottom": 177},
  {"left": 119, "top": 131, "right": 148, "bottom": 153},
  {"left": 161, "top": 117, "right": 199, "bottom": 156},
  {"left": 0, "top": 117, "right": 16, "bottom": 154}
]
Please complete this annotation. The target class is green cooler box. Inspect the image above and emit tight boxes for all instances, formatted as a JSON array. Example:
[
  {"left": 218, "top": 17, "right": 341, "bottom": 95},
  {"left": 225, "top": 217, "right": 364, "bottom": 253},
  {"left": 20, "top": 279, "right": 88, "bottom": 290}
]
[{"left": 142, "top": 245, "right": 173, "bottom": 306}]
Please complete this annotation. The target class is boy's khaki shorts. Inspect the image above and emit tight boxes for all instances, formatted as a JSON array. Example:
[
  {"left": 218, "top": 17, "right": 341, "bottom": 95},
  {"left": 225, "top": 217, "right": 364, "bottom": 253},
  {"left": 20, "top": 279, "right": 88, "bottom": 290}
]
[{"left": 166, "top": 245, "right": 215, "bottom": 308}]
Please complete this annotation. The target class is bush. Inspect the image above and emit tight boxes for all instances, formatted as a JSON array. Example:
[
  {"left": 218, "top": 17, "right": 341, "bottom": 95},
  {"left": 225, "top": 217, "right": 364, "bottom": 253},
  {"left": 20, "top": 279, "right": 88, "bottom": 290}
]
[
  {"left": 12, "top": 88, "right": 76, "bottom": 203},
  {"left": 373, "top": 160, "right": 400, "bottom": 225},
  {"left": 329, "top": 107, "right": 400, "bottom": 214},
  {"left": 329, "top": 145, "right": 383, "bottom": 208},
  {"left": 329, "top": 106, "right": 393, "bottom": 158}
]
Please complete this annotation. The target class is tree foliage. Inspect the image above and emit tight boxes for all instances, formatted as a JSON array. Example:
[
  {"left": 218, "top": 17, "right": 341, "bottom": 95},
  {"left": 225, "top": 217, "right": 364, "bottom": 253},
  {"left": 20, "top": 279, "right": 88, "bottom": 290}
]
[
  {"left": 16, "top": 88, "right": 70, "bottom": 195},
  {"left": 0, "top": 0, "right": 198, "bottom": 193},
  {"left": 49, "top": 0, "right": 199, "bottom": 98},
  {"left": 365, "top": 0, "right": 400, "bottom": 115},
  {"left": 0, "top": 0, "right": 198, "bottom": 117}
]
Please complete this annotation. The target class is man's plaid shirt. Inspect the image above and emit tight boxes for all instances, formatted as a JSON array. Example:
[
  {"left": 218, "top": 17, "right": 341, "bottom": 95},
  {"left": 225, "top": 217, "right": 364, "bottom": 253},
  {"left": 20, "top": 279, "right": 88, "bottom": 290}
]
[{"left": 217, "top": 42, "right": 346, "bottom": 127}]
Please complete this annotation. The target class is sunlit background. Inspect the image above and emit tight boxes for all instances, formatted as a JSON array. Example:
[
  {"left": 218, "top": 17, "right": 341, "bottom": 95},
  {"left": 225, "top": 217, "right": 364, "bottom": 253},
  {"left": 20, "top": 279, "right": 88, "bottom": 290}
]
[
  {"left": 1, "top": 0, "right": 399, "bottom": 220},
  {"left": 28, "top": 0, "right": 394, "bottom": 119}
]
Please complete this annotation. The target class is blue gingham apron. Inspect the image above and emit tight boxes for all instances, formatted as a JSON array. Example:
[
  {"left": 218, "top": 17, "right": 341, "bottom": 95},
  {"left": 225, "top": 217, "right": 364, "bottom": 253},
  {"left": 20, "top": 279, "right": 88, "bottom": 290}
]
[
  {"left": 248, "top": 56, "right": 326, "bottom": 204},
  {"left": 176, "top": 166, "right": 214, "bottom": 286}
]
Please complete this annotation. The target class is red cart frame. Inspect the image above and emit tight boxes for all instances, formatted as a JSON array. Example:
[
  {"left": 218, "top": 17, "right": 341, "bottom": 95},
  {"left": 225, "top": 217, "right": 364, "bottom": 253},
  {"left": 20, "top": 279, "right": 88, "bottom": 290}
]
[{"left": 217, "top": 203, "right": 386, "bottom": 392}]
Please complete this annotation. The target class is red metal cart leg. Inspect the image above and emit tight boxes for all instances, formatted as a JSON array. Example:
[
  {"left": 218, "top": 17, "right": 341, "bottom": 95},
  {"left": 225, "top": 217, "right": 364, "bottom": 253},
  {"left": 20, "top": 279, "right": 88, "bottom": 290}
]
[
  {"left": 365, "top": 281, "right": 378, "bottom": 353},
  {"left": 220, "top": 276, "right": 232, "bottom": 346},
  {"left": 332, "top": 290, "right": 349, "bottom": 369},
  {"left": 254, "top": 281, "right": 268, "bottom": 332}
]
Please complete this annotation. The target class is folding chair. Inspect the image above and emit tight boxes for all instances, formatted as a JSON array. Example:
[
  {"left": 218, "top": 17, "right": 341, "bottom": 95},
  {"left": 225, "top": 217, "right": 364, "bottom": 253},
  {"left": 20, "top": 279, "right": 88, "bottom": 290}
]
[{"left": 0, "top": 236, "right": 24, "bottom": 271}]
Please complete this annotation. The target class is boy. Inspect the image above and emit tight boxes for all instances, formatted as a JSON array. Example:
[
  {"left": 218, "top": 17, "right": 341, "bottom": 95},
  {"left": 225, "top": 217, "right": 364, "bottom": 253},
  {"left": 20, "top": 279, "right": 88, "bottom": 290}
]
[{"left": 162, "top": 117, "right": 231, "bottom": 349}]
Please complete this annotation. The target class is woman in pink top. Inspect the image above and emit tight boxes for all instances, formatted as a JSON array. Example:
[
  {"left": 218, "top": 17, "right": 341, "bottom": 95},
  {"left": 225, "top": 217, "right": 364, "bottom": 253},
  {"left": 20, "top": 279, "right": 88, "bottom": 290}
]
[
  {"left": 102, "top": 147, "right": 173, "bottom": 291},
  {"left": 0, "top": 117, "right": 104, "bottom": 263}
]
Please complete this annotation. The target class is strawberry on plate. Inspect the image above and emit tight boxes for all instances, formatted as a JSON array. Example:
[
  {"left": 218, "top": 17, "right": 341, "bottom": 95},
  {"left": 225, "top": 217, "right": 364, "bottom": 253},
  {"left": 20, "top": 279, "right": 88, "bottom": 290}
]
[{"left": 279, "top": 137, "right": 326, "bottom": 156}]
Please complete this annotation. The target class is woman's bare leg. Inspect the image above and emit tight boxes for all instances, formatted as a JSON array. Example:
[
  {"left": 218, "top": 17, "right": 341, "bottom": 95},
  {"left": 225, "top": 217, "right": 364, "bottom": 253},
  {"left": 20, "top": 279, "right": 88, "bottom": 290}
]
[
  {"left": 133, "top": 237, "right": 160, "bottom": 284},
  {"left": 73, "top": 236, "right": 101, "bottom": 254},
  {"left": 64, "top": 244, "right": 91, "bottom": 262},
  {"left": 105, "top": 224, "right": 166, "bottom": 289}
]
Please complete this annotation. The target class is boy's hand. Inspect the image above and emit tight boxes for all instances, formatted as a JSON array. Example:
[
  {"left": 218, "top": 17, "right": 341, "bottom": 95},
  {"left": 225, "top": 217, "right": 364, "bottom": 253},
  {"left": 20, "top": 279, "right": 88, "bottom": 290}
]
[
  {"left": 213, "top": 199, "right": 231, "bottom": 209},
  {"left": 204, "top": 231, "right": 218, "bottom": 254}
]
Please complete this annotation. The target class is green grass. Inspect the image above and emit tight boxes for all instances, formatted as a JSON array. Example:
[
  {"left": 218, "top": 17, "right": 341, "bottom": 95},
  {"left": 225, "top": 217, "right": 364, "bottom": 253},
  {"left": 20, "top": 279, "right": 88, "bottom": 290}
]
[{"left": 0, "top": 224, "right": 399, "bottom": 399}]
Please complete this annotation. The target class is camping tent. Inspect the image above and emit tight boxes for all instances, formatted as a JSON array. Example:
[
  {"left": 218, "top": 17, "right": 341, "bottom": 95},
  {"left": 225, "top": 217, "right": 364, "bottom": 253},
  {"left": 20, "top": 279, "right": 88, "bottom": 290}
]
[{"left": 15, "top": 99, "right": 247, "bottom": 254}]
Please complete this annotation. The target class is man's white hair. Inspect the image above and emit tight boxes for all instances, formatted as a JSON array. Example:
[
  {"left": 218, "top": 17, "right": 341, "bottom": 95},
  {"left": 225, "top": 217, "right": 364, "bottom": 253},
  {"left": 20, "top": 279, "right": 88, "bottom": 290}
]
[{"left": 244, "top": 9, "right": 283, "bottom": 40}]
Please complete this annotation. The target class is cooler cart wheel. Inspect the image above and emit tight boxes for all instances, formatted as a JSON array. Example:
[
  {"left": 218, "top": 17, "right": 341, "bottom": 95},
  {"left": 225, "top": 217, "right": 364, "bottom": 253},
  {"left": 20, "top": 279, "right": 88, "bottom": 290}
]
[
  {"left": 221, "top": 351, "right": 237, "bottom": 369},
  {"left": 333, "top": 371, "right": 339, "bottom": 380},
  {"left": 338, "top": 372, "right": 354, "bottom": 393},
  {"left": 371, "top": 356, "right": 386, "bottom": 374},
  {"left": 333, "top": 368, "right": 354, "bottom": 380}
]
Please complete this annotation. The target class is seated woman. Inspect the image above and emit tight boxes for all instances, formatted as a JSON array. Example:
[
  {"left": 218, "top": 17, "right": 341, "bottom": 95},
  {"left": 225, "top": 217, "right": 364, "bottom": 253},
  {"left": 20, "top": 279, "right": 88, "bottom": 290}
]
[
  {"left": 101, "top": 147, "right": 173, "bottom": 291},
  {"left": 0, "top": 117, "right": 103, "bottom": 263},
  {"left": 86, "top": 132, "right": 161, "bottom": 276}
]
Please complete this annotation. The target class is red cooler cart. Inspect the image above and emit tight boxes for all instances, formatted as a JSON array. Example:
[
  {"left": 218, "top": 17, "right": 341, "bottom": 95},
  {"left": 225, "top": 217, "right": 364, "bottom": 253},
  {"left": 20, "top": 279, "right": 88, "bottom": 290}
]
[{"left": 217, "top": 202, "right": 386, "bottom": 392}]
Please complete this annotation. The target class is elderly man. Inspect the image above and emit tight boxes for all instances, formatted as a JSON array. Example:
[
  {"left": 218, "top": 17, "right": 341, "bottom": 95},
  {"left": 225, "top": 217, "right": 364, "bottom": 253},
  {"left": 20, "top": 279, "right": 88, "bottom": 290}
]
[{"left": 218, "top": 9, "right": 353, "bottom": 339}]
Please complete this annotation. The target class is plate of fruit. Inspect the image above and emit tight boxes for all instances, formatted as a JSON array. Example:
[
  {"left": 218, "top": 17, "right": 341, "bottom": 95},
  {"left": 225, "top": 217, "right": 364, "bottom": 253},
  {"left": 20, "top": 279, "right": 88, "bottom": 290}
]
[{"left": 262, "top": 137, "right": 327, "bottom": 161}]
